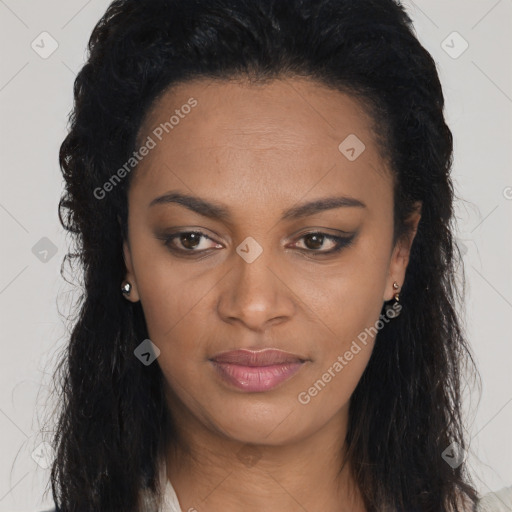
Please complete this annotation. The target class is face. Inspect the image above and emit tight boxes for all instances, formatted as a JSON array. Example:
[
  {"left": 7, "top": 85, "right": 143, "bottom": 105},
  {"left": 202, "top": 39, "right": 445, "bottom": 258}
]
[{"left": 122, "top": 77, "right": 420, "bottom": 447}]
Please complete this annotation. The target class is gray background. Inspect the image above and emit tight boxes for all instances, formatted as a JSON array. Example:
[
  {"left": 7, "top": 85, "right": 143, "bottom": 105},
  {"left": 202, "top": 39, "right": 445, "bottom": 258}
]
[{"left": 0, "top": 0, "right": 511, "bottom": 510}]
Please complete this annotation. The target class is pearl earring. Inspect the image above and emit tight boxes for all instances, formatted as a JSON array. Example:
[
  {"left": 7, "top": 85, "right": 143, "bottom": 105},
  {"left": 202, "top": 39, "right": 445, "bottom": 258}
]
[
  {"left": 384, "top": 281, "right": 402, "bottom": 318},
  {"left": 121, "top": 280, "right": 132, "bottom": 296},
  {"left": 393, "top": 281, "right": 400, "bottom": 301}
]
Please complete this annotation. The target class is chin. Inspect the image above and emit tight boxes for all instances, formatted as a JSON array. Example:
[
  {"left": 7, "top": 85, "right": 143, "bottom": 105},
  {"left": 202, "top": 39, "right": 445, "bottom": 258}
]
[{"left": 205, "top": 399, "right": 313, "bottom": 447}]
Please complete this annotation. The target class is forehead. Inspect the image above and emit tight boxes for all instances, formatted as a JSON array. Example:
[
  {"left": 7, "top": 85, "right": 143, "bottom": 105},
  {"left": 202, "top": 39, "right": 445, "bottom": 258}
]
[{"left": 129, "top": 77, "right": 392, "bottom": 216}]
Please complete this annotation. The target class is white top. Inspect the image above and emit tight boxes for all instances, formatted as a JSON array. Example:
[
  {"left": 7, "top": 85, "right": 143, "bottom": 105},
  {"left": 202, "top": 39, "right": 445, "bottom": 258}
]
[
  {"left": 153, "top": 457, "right": 182, "bottom": 512},
  {"left": 160, "top": 481, "right": 182, "bottom": 511},
  {"left": 160, "top": 480, "right": 182, "bottom": 512}
]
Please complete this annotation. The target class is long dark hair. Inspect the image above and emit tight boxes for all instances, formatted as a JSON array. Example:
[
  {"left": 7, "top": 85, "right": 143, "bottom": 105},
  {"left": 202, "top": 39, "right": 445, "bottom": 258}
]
[{"left": 47, "top": 0, "right": 480, "bottom": 510}]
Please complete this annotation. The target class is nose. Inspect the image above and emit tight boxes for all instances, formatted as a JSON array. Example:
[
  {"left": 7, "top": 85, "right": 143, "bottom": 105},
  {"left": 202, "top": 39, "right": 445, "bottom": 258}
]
[{"left": 217, "top": 243, "right": 296, "bottom": 332}]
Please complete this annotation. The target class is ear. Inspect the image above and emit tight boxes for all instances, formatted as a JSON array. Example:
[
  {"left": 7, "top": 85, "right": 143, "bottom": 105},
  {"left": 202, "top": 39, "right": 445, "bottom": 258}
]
[
  {"left": 384, "top": 201, "right": 422, "bottom": 301},
  {"left": 122, "top": 237, "right": 141, "bottom": 303}
]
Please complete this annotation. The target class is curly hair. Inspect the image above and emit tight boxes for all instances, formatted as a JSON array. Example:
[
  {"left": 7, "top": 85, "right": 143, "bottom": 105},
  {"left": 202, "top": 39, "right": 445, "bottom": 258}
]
[{"left": 47, "top": 0, "right": 480, "bottom": 510}]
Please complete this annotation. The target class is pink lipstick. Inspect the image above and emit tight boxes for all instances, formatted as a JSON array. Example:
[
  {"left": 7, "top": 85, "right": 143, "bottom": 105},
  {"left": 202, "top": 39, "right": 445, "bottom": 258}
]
[{"left": 210, "top": 348, "right": 306, "bottom": 392}]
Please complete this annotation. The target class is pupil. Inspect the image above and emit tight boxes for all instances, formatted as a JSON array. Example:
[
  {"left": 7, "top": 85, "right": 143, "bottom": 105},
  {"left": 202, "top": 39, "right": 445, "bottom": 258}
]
[
  {"left": 305, "top": 234, "right": 323, "bottom": 250},
  {"left": 181, "top": 233, "right": 200, "bottom": 249}
]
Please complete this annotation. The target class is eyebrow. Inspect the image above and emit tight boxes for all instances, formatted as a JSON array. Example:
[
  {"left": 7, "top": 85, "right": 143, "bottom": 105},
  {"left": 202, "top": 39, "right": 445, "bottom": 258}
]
[{"left": 149, "top": 191, "right": 366, "bottom": 221}]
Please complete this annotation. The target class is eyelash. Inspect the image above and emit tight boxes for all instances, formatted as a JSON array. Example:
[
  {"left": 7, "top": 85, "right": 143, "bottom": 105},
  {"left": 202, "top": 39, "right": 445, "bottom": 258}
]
[{"left": 159, "top": 230, "right": 356, "bottom": 257}]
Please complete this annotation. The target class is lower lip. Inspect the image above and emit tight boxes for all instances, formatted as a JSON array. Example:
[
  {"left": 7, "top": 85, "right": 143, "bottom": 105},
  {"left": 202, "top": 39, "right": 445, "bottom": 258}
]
[{"left": 211, "top": 361, "right": 304, "bottom": 392}]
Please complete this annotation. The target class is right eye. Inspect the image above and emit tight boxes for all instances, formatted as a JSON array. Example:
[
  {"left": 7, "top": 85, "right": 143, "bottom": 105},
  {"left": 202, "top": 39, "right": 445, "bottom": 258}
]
[{"left": 159, "top": 231, "right": 223, "bottom": 254}]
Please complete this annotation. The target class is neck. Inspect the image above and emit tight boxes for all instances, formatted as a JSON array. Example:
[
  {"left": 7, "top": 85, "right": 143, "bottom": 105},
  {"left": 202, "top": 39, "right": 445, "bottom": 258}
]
[{"left": 165, "top": 399, "right": 366, "bottom": 512}]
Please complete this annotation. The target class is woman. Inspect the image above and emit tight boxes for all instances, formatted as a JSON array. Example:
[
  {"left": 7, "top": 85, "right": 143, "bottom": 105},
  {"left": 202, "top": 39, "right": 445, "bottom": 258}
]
[{"left": 42, "top": 0, "right": 503, "bottom": 510}]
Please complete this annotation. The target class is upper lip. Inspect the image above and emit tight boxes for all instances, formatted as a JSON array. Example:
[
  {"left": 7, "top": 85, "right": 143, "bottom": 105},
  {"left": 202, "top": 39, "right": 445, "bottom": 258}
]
[{"left": 210, "top": 348, "right": 306, "bottom": 367}]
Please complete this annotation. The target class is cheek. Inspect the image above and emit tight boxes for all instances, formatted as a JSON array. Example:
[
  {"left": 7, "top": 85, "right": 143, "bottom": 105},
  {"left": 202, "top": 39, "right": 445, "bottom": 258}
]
[
  {"left": 295, "top": 240, "right": 390, "bottom": 408},
  {"left": 139, "top": 283, "right": 213, "bottom": 367},
  {"left": 302, "top": 240, "right": 391, "bottom": 343},
  {"left": 137, "top": 265, "right": 212, "bottom": 398},
  {"left": 131, "top": 237, "right": 212, "bottom": 342}
]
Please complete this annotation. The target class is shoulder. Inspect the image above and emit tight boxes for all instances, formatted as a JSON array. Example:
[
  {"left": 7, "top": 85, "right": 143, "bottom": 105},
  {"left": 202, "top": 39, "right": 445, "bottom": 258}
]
[{"left": 476, "top": 486, "right": 512, "bottom": 512}]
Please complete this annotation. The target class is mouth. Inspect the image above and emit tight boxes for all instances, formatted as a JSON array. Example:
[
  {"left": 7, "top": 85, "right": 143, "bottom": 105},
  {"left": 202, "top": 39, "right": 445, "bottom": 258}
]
[{"left": 209, "top": 348, "right": 307, "bottom": 392}]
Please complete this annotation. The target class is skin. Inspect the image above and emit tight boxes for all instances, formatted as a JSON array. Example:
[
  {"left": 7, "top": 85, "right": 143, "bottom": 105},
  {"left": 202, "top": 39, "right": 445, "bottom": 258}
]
[{"left": 122, "top": 77, "right": 422, "bottom": 512}]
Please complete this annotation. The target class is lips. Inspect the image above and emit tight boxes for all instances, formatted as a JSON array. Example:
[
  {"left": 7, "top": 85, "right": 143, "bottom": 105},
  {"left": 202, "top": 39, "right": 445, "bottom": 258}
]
[
  {"left": 210, "top": 349, "right": 307, "bottom": 392},
  {"left": 212, "top": 348, "right": 305, "bottom": 366}
]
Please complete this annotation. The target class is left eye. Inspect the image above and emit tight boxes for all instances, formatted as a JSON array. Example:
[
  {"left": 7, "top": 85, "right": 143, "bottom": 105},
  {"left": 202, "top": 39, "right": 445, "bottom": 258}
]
[{"left": 290, "top": 232, "right": 355, "bottom": 254}]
